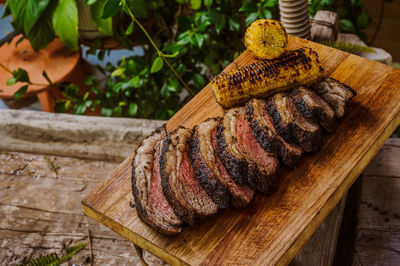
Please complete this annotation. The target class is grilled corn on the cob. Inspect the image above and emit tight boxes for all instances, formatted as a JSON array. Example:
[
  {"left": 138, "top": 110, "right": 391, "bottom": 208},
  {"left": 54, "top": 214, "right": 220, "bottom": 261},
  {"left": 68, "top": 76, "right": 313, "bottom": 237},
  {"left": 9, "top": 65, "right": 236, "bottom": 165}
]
[
  {"left": 245, "top": 19, "right": 288, "bottom": 59},
  {"left": 211, "top": 47, "right": 324, "bottom": 109}
]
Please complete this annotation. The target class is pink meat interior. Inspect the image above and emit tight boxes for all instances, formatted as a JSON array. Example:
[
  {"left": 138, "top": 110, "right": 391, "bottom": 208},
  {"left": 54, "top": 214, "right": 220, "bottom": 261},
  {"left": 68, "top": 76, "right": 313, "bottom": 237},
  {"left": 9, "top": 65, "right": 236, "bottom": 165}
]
[
  {"left": 150, "top": 141, "right": 181, "bottom": 226},
  {"left": 236, "top": 114, "right": 278, "bottom": 175},
  {"left": 211, "top": 128, "right": 254, "bottom": 202}
]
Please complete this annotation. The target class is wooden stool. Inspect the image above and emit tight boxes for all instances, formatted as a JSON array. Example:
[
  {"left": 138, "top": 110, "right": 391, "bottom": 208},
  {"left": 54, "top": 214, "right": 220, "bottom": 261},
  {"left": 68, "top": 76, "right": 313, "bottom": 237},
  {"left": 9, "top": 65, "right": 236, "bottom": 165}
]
[{"left": 0, "top": 35, "right": 83, "bottom": 112}]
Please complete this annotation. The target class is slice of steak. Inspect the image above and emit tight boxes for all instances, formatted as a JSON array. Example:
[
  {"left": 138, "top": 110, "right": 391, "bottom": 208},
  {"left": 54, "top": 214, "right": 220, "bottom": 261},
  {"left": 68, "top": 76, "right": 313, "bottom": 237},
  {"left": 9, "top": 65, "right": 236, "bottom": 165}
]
[
  {"left": 246, "top": 99, "right": 303, "bottom": 168},
  {"left": 266, "top": 92, "right": 322, "bottom": 152},
  {"left": 291, "top": 86, "right": 337, "bottom": 133},
  {"left": 131, "top": 125, "right": 183, "bottom": 235},
  {"left": 160, "top": 126, "right": 218, "bottom": 225},
  {"left": 312, "top": 77, "right": 356, "bottom": 118},
  {"left": 190, "top": 118, "right": 231, "bottom": 208},
  {"left": 192, "top": 118, "right": 254, "bottom": 208},
  {"left": 235, "top": 108, "right": 280, "bottom": 194},
  {"left": 216, "top": 109, "right": 249, "bottom": 185}
]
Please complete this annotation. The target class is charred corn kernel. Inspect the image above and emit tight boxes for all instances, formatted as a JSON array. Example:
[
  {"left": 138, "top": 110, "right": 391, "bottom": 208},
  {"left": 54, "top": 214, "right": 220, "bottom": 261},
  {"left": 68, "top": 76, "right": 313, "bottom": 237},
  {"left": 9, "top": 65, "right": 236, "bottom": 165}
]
[
  {"left": 211, "top": 48, "right": 324, "bottom": 109},
  {"left": 245, "top": 19, "right": 288, "bottom": 59}
]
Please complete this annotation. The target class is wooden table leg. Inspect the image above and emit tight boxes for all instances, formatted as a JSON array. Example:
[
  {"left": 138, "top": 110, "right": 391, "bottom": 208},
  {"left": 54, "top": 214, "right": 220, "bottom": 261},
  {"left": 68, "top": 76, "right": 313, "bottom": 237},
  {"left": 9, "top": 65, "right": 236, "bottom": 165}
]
[{"left": 134, "top": 245, "right": 149, "bottom": 266}]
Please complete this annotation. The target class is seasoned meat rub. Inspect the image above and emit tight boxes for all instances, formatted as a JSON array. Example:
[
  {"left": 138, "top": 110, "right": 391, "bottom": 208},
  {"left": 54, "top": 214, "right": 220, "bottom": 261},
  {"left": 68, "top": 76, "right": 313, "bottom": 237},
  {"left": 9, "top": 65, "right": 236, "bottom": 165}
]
[
  {"left": 246, "top": 99, "right": 303, "bottom": 168},
  {"left": 291, "top": 86, "right": 337, "bottom": 133},
  {"left": 131, "top": 125, "right": 183, "bottom": 235},
  {"left": 312, "top": 77, "right": 356, "bottom": 118},
  {"left": 266, "top": 92, "right": 322, "bottom": 152},
  {"left": 192, "top": 118, "right": 254, "bottom": 208},
  {"left": 160, "top": 127, "right": 218, "bottom": 225}
]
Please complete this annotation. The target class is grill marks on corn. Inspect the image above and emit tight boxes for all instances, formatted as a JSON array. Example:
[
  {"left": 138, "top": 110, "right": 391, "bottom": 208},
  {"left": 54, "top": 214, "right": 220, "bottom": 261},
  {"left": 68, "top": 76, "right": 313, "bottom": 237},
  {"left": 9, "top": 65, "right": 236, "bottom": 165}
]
[{"left": 211, "top": 48, "right": 324, "bottom": 109}]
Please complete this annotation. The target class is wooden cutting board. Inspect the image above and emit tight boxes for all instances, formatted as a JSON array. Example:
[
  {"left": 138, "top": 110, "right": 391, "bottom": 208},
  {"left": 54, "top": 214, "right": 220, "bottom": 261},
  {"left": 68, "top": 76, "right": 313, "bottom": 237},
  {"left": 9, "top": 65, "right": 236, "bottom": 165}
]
[{"left": 82, "top": 36, "right": 400, "bottom": 265}]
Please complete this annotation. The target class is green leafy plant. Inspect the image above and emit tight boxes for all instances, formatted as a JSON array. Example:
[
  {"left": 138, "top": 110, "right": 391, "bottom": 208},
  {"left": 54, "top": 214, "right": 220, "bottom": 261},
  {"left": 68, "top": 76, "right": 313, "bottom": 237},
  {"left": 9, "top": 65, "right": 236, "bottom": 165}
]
[
  {"left": 2, "top": 0, "right": 375, "bottom": 120},
  {"left": 20, "top": 243, "right": 86, "bottom": 266},
  {"left": 4, "top": 0, "right": 112, "bottom": 50}
]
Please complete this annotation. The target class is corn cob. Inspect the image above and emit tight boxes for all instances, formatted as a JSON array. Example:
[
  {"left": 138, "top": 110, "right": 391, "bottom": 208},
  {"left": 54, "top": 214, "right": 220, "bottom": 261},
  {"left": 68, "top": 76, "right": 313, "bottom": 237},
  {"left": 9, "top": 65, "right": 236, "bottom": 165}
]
[
  {"left": 211, "top": 47, "right": 325, "bottom": 109},
  {"left": 245, "top": 19, "right": 288, "bottom": 59}
]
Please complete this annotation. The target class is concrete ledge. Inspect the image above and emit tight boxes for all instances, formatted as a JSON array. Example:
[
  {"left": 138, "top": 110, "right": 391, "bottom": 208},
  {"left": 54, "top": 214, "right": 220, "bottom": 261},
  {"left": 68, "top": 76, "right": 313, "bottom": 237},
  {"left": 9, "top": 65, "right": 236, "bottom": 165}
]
[{"left": 0, "top": 110, "right": 165, "bottom": 162}]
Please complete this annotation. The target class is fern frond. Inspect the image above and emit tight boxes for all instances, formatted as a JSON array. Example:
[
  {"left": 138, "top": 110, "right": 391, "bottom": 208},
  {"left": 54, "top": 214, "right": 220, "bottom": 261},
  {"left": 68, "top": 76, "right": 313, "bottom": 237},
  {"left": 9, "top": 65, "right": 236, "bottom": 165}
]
[
  {"left": 319, "top": 41, "right": 375, "bottom": 54},
  {"left": 20, "top": 243, "right": 86, "bottom": 266},
  {"left": 60, "top": 243, "right": 86, "bottom": 263}
]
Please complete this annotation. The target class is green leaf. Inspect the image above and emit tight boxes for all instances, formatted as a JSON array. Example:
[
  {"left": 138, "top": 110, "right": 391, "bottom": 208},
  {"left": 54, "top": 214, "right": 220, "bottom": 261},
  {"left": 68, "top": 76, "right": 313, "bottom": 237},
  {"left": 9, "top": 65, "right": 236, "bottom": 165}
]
[
  {"left": 263, "top": 8, "right": 272, "bottom": 19},
  {"left": 12, "top": 68, "right": 30, "bottom": 83},
  {"left": 8, "top": 0, "right": 48, "bottom": 34},
  {"left": 53, "top": 0, "right": 78, "bottom": 51},
  {"left": 264, "top": 0, "right": 277, "bottom": 8},
  {"left": 42, "top": 71, "right": 52, "bottom": 84},
  {"left": 190, "top": 0, "right": 202, "bottom": 10},
  {"left": 126, "top": 0, "right": 147, "bottom": 18},
  {"left": 356, "top": 13, "right": 369, "bottom": 29},
  {"left": 6, "top": 78, "right": 17, "bottom": 86},
  {"left": 339, "top": 19, "right": 355, "bottom": 33},
  {"left": 75, "top": 102, "right": 89, "bottom": 115},
  {"left": 192, "top": 73, "right": 205, "bottom": 88},
  {"left": 151, "top": 57, "right": 163, "bottom": 73},
  {"left": 101, "top": 107, "right": 113, "bottom": 116},
  {"left": 204, "top": 0, "right": 213, "bottom": 7},
  {"left": 131, "top": 76, "right": 140, "bottom": 87},
  {"left": 194, "top": 33, "right": 205, "bottom": 48},
  {"left": 128, "top": 103, "right": 138, "bottom": 116},
  {"left": 28, "top": 0, "right": 50, "bottom": 21},
  {"left": 111, "top": 68, "right": 125, "bottom": 77},
  {"left": 215, "top": 14, "right": 226, "bottom": 34},
  {"left": 245, "top": 12, "right": 259, "bottom": 26},
  {"left": 239, "top": 2, "right": 257, "bottom": 12},
  {"left": 102, "top": 0, "right": 121, "bottom": 18},
  {"left": 176, "top": 31, "right": 192, "bottom": 45},
  {"left": 228, "top": 17, "right": 240, "bottom": 31},
  {"left": 91, "top": 0, "right": 113, "bottom": 36},
  {"left": 125, "top": 21, "right": 134, "bottom": 35},
  {"left": 113, "top": 106, "right": 122, "bottom": 116},
  {"left": 13, "top": 85, "right": 28, "bottom": 100},
  {"left": 84, "top": 75, "right": 97, "bottom": 86}
]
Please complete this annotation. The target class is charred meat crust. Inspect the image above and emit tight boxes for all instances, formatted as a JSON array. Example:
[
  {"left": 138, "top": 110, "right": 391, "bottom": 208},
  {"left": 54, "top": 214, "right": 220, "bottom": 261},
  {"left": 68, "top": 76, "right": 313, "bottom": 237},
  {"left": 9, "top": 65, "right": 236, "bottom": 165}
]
[
  {"left": 245, "top": 102, "right": 278, "bottom": 153},
  {"left": 190, "top": 123, "right": 230, "bottom": 208},
  {"left": 330, "top": 78, "right": 357, "bottom": 96},
  {"left": 131, "top": 125, "right": 183, "bottom": 235},
  {"left": 246, "top": 100, "right": 303, "bottom": 168},
  {"left": 266, "top": 94, "right": 322, "bottom": 153},
  {"left": 216, "top": 123, "right": 248, "bottom": 185},
  {"left": 291, "top": 88, "right": 337, "bottom": 133},
  {"left": 159, "top": 127, "right": 198, "bottom": 225},
  {"left": 265, "top": 98, "right": 292, "bottom": 143}
]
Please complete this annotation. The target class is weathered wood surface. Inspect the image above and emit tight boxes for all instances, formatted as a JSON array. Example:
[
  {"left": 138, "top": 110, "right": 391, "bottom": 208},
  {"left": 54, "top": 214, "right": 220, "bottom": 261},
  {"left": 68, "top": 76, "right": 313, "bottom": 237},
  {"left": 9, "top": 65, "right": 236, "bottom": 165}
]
[
  {"left": 0, "top": 152, "right": 165, "bottom": 265},
  {"left": 82, "top": 35, "right": 400, "bottom": 265},
  {"left": 353, "top": 138, "right": 400, "bottom": 265}
]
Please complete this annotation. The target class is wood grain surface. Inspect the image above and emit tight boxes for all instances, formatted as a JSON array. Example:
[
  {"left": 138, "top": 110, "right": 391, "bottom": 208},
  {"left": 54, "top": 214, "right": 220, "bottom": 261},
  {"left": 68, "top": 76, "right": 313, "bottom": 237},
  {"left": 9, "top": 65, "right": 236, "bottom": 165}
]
[{"left": 82, "top": 36, "right": 400, "bottom": 265}]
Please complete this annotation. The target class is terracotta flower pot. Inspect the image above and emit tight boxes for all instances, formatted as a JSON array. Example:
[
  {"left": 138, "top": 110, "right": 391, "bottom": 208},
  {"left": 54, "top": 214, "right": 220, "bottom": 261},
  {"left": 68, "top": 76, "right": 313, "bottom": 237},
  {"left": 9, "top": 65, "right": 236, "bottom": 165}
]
[{"left": 0, "top": 35, "right": 86, "bottom": 112}]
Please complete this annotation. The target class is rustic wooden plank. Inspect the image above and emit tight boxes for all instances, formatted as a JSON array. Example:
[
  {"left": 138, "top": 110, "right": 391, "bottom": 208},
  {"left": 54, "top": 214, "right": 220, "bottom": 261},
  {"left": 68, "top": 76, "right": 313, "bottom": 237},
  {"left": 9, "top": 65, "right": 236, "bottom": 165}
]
[
  {"left": 291, "top": 195, "right": 347, "bottom": 266},
  {"left": 0, "top": 152, "right": 164, "bottom": 265},
  {"left": 82, "top": 35, "right": 400, "bottom": 265},
  {"left": 352, "top": 138, "right": 400, "bottom": 265}
]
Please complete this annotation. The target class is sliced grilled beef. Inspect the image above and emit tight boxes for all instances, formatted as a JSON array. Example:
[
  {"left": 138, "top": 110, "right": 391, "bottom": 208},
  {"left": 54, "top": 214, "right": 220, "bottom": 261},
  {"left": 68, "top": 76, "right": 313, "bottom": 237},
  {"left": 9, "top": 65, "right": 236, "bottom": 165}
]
[
  {"left": 190, "top": 118, "right": 230, "bottom": 208},
  {"left": 160, "top": 126, "right": 218, "bottom": 225},
  {"left": 216, "top": 109, "right": 249, "bottom": 185},
  {"left": 312, "top": 77, "right": 356, "bottom": 118},
  {"left": 235, "top": 108, "right": 280, "bottom": 193},
  {"left": 246, "top": 99, "right": 303, "bottom": 168},
  {"left": 192, "top": 118, "right": 254, "bottom": 208},
  {"left": 266, "top": 92, "right": 322, "bottom": 152},
  {"left": 131, "top": 125, "right": 183, "bottom": 235},
  {"left": 291, "top": 86, "right": 337, "bottom": 133}
]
